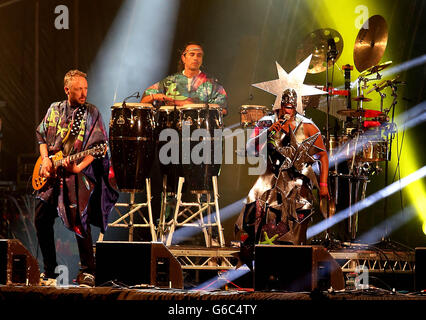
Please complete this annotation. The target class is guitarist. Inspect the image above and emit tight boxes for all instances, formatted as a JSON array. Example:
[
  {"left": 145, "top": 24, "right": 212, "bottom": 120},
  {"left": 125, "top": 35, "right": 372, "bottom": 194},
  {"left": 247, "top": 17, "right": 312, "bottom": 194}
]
[{"left": 35, "top": 69, "right": 118, "bottom": 287}]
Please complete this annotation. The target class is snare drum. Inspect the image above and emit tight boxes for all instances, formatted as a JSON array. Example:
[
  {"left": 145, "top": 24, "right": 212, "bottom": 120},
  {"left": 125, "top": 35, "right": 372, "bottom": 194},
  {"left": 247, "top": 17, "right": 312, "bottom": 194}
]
[
  {"left": 109, "top": 103, "right": 156, "bottom": 192},
  {"left": 240, "top": 105, "right": 267, "bottom": 128},
  {"left": 359, "top": 140, "right": 388, "bottom": 162},
  {"left": 327, "top": 134, "right": 358, "bottom": 162},
  {"left": 328, "top": 135, "right": 339, "bottom": 158}
]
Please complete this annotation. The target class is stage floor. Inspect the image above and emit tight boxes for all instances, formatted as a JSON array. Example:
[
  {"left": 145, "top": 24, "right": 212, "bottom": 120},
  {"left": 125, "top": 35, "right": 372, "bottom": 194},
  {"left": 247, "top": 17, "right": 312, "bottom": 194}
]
[
  {"left": 1, "top": 284, "right": 426, "bottom": 317},
  {"left": 1, "top": 243, "right": 425, "bottom": 316}
]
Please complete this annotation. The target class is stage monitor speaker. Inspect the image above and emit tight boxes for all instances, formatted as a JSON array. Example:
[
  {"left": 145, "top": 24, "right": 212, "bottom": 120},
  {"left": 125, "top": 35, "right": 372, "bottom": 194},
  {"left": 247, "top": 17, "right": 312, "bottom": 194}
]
[
  {"left": 0, "top": 239, "right": 40, "bottom": 285},
  {"left": 415, "top": 247, "right": 426, "bottom": 291},
  {"left": 254, "top": 244, "right": 345, "bottom": 292},
  {"left": 95, "top": 241, "right": 183, "bottom": 288}
]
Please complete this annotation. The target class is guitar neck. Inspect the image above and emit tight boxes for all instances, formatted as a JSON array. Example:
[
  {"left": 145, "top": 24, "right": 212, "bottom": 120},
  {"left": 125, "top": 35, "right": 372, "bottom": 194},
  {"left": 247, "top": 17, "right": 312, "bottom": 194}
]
[{"left": 54, "top": 148, "right": 95, "bottom": 168}]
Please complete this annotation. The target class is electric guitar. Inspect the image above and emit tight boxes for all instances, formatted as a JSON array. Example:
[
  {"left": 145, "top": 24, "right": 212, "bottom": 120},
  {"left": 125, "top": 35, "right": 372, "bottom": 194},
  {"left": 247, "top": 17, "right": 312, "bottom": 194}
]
[{"left": 32, "top": 143, "right": 107, "bottom": 191}]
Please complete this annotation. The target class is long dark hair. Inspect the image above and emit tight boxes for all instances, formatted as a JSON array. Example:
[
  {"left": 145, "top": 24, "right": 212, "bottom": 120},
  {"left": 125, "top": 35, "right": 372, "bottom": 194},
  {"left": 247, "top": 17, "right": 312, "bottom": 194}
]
[{"left": 177, "top": 41, "right": 204, "bottom": 72}]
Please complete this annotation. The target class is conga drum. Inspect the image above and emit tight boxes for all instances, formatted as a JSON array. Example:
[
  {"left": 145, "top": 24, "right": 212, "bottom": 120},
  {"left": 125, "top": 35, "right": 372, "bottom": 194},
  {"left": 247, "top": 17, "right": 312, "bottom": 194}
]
[
  {"left": 109, "top": 102, "right": 156, "bottom": 192},
  {"left": 156, "top": 105, "right": 181, "bottom": 192},
  {"left": 178, "top": 104, "right": 223, "bottom": 193}
]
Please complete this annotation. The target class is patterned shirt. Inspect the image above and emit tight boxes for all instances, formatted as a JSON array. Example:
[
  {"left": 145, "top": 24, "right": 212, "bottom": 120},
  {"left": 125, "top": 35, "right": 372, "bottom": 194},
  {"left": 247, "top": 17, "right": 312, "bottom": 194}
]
[{"left": 143, "top": 72, "right": 228, "bottom": 110}]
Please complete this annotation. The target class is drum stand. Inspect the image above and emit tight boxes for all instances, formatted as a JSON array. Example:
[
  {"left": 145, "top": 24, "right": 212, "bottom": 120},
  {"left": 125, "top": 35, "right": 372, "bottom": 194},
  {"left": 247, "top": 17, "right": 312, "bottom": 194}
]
[
  {"left": 157, "top": 174, "right": 176, "bottom": 242},
  {"left": 98, "top": 178, "right": 157, "bottom": 242},
  {"left": 161, "top": 176, "right": 225, "bottom": 247}
]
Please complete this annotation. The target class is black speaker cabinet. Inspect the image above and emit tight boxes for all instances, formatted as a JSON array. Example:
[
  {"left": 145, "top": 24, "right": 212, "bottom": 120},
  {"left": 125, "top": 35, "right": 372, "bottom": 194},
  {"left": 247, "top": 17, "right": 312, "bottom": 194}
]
[
  {"left": 95, "top": 241, "right": 183, "bottom": 288},
  {"left": 254, "top": 245, "right": 345, "bottom": 292},
  {"left": 0, "top": 239, "right": 40, "bottom": 286},
  {"left": 415, "top": 247, "right": 426, "bottom": 291}
]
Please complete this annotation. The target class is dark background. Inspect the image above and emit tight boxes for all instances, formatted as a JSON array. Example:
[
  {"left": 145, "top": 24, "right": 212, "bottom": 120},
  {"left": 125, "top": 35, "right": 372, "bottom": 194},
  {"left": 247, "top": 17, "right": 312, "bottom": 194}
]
[{"left": 0, "top": 0, "right": 425, "bottom": 277}]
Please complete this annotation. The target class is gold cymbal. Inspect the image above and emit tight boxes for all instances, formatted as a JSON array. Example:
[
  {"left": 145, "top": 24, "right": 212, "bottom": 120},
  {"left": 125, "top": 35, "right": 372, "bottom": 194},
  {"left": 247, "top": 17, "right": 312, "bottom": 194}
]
[
  {"left": 359, "top": 61, "right": 392, "bottom": 77},
  {"left": 296, "top": 28, "right": 344, "bottom": 74},
  {"left": 352, "top": 95, "right": 372, "bottom": 102},
  {"left": 354, "top": 15, "right": 388, "bottom": 72}
]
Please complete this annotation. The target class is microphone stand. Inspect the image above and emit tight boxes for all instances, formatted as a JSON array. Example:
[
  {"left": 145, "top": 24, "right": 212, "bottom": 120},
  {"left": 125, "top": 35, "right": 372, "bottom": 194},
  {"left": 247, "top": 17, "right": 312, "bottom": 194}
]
[
  {"left": 122, "top": 91, "right": 141, "bottom": 107},
  {"left": 381, "top": 84, "right": 398, "bottom": 243},
  {"left": 325, "top": 43, "right": 338, "bottom": 241}
]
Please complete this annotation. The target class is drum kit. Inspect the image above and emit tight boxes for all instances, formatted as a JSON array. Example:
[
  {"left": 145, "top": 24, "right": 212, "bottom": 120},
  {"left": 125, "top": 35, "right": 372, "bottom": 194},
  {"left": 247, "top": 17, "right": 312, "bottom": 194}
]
[
  {"left": 238, "top": 15, "right": 403, "bottom": 241},
  {"left": 106, "top": 101, "right": 225, "bottom": 246}
]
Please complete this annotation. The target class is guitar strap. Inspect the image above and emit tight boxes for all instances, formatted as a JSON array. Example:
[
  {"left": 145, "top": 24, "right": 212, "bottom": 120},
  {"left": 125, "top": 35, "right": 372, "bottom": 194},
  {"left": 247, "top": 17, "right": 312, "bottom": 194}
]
[{"left": 62, "top": 104, "right": 87, "bottom": 156}]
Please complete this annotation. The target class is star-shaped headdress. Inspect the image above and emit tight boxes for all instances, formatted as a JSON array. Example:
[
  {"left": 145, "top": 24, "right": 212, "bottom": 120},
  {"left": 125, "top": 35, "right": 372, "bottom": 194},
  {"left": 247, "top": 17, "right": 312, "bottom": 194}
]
[{"left": 252, "top": 54, "right": 327, "bottom": 114}]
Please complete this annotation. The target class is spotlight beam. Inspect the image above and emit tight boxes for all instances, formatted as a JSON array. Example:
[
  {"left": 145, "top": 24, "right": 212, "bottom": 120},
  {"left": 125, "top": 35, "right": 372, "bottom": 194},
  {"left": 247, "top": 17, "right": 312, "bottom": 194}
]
[
  {"left": 349, "top": 54, "right": 426, "bottom": 89},
  {"left": 328, "top": 100, "right": 426, "bottom": 169},
  {"left": 307, "top": 166, "right": 426, "bottom": 239},
  {"left": 169, "top": 198, "right": 245, "bottom": 244},
  {"left": 356, "top": 206, "right": 415, "bottom": 244},
  {"left": 193, "top": 267, "right": 251, "bottom": 291}
]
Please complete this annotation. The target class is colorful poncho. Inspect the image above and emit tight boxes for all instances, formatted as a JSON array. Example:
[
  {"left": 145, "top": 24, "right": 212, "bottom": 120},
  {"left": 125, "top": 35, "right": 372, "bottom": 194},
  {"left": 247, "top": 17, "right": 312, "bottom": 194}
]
[
  {"left": 36, "top": 100, "right": 119, "bottom": 236},
  {"left": 143, "top": 71, "right": 228, "bottom": 110}
]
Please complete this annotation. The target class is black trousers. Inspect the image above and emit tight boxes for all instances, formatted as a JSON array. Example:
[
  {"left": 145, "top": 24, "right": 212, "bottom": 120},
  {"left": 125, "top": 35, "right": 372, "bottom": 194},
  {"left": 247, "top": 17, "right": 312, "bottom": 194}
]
[{"left": 34, "top": 199, "right": 95, "bottom": 277}]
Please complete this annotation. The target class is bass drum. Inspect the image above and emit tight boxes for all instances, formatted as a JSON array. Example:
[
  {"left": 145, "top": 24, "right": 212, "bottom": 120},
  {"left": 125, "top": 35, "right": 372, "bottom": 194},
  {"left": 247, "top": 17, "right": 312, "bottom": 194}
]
[
  {"left": 177, "top": 104, "right": 223, "bottom": 193},
  {"left": 109, "top": 103, "right": 156, "bottom": 192}
]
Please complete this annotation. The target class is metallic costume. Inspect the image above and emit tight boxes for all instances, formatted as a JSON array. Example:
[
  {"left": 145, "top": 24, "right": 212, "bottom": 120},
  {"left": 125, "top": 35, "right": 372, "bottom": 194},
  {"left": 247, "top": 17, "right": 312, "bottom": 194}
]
[{"left": 235, "top": 90, "right": 325, "bottom": 251}]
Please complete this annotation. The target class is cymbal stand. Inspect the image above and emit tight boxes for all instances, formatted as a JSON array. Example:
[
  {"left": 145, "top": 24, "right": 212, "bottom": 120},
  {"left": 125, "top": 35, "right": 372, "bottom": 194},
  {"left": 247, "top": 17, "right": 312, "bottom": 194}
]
[
  {"left": 347, "top": 77, "right": 370, "bottom": 240},
  {"left": 98, "top": 178, "right": 157, "bottom": 242},
  {"left": 325, "top": 46, "right": 338, "bottom": 239},
  {"left": 381, "top": 84, "right": 398, "bottom": 241}
]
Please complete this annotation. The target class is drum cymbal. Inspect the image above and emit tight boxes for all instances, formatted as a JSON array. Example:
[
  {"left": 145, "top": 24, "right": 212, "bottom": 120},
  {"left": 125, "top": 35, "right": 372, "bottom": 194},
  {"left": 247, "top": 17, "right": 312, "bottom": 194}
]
[
  {"left": 359, "top": 61, "right": 392, "bottom": 77},
  {"left": 296, "top": 28, "right": 344, "bottom": 74},
  {"left": 352, "top": 95, "right": 372, "bottom": 102},
  {"left": 354, "top": 15, "right": 388, "bottom": 72},
  {"left": 337, "top": 109, "right": 385, "bottom": 118}
]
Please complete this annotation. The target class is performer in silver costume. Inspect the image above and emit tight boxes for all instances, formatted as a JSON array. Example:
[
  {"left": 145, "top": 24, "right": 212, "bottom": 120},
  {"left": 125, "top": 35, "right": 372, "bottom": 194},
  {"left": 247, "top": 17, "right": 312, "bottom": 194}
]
[{"left": 235, "top": 89, "right": 329, "bottom": 258}]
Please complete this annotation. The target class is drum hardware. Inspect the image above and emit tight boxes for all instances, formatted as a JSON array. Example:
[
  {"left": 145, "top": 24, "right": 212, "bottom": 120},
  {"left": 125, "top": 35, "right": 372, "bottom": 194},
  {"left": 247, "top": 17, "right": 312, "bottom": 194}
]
[
  {"left": 98, "top": 179, "right": 157, "bottom": 242},
  {"left": 352, "top": 95, "right": 372, "bottom": 102},
  {"left": 337, "top": 108, "right": 386, "bottom": 118},
  {"left": 239, "top": 105, "right": 267, "bottom": 128},
  {"left": 304, "top": 18, "right": 390, "bottom": 242},
  {"left": 296, "top": 28, "right": 344, "bottom": 74},
  {"left": 102, "top": 102, "right": 158, "bottom": 242},
  {"left": 358, "top": 61, "right": 393, "bottom": 78},
  {"left": 156, "top": 104, "right": 225, "bottom": 247},
  {"left": 160, "top": 176, "right": 225, "bottom": 248},
  {"left": 365, "top": 77, "right": 388, "bottom": 95},
  {"left": 321, "top": 87, "right": 350, "bottom": 96}
]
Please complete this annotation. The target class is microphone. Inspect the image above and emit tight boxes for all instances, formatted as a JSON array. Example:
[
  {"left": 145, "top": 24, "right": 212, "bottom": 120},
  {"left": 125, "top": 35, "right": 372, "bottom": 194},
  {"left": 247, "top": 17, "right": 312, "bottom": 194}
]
[
  {"left": 123, "top": 91, "right": 140, "bottom": 103},
  {"left": 327, "top": 38, "right": 338, "bottom": 62},
  {"left": 269, "top": 114, "right": 291, "bottom": 133}
]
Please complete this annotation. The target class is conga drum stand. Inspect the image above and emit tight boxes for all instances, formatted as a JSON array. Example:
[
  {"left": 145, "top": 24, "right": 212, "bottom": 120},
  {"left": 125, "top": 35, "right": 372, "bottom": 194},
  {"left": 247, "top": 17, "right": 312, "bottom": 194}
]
[
  {"left": 98, "top": 178, "right": 157, "bottom": 242},
  {"left": 164, "top": 176, "right": 225, "bottom": 247},
  {"left": 157, "top": 174, "right": 176, "bottom": 242}
]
